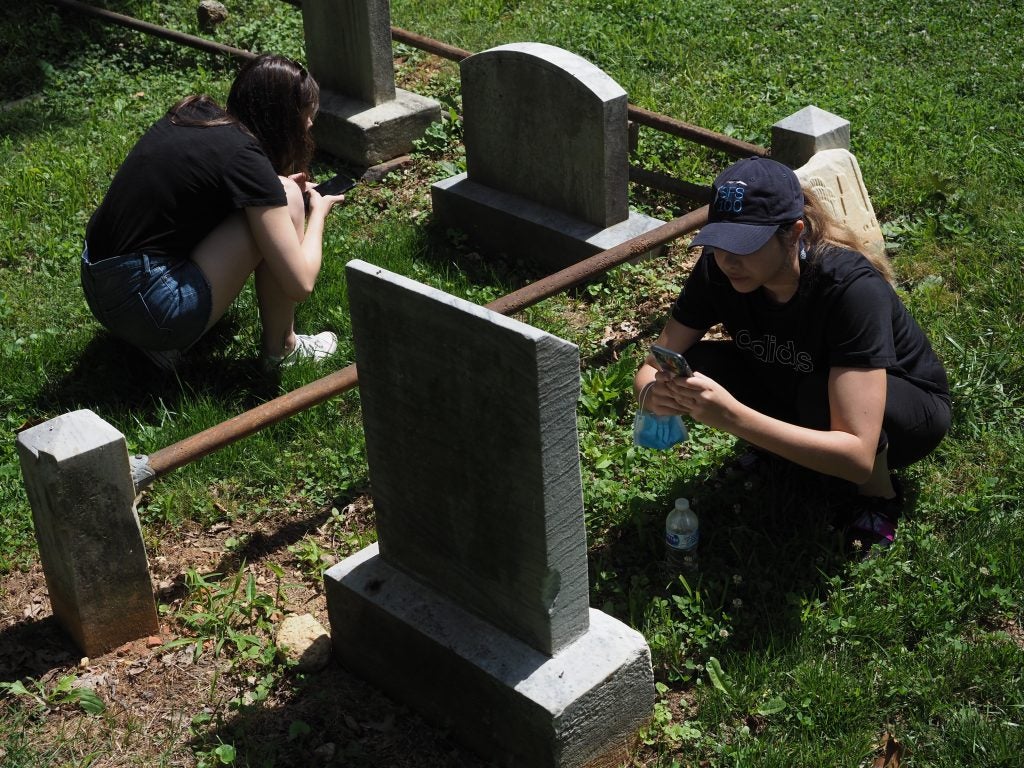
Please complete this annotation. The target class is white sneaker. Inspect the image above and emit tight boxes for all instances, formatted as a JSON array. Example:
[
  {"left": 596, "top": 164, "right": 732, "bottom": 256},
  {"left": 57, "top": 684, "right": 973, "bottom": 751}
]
[{"left": 264, "top": 331, "right": 338, "bottom": 369}]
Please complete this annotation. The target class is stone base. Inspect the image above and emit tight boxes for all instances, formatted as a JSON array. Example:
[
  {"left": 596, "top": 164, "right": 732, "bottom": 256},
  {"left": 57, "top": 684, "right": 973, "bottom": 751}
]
[
  {"left": 313, "top": 87, "right": 441, "bottom": 167},
  {"left": 431, "top": 173, "right": 666, "bottom": 272},
  {"left": 325, "top": 544, "right": 654, "bottom": 768}
]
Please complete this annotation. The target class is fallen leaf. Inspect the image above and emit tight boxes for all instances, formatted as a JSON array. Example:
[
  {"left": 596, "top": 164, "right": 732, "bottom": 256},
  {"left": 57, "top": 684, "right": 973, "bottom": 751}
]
[{"left": 872, "top": 731, "right": 905, "bottom": 768}]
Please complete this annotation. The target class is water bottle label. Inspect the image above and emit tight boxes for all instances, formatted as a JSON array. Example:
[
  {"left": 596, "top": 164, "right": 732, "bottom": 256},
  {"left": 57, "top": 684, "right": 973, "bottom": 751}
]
[{"left": 666, "top": 530, "right": 699, "bottom": 551}]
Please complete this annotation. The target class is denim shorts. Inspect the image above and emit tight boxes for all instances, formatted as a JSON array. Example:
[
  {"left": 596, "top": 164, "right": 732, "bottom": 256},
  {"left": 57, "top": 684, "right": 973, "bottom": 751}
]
[{"left": 80, "top": 244, "right": 213, "bottom": 351}]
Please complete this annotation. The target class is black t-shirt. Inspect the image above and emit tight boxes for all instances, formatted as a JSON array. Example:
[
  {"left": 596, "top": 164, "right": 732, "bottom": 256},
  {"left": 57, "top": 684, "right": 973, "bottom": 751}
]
[
  {"left": 86, "top": 104, "right": 287, "bottom": 261},
  {"left": 671, "top": 244, "right": 949, "bottom": 400}
]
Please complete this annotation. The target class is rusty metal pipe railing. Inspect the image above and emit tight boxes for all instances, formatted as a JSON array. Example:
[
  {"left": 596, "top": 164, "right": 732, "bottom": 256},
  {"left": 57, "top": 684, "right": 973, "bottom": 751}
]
[
  {"left": 48, "top": 1, "right": 728, "bottom": 477},
  {"left": 48, "top": 0, "right": 257, "bottom": 61},
  {"left": 484, "top": 205, "right": 707, "bottom": 317},
  {"left": 627, "top": 104, "right": 766, "bottom": 159},
  {"left": 49, "top": 0, "right": 766, "bottom": 159},
  {"left": 388, "top": 27, "right": 765, "bottom": 159},
  {"left": 391, "top": 26, "right": 473, "bottom": 62},
  {"left": 146, "top": 205, "right": 708, "bottom": 477}
]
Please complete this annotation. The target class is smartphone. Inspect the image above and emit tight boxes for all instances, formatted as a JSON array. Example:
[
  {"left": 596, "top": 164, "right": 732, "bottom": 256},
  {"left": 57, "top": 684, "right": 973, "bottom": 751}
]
[
  {"left": 651, "top": 345, "right": 693, "bottom": 377},
  {"left": 313, "top": 173, "right": 356, "bottom": 196}
]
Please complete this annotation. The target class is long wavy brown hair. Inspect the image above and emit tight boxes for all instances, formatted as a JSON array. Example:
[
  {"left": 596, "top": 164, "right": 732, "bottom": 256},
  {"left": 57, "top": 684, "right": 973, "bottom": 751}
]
[
  {"left": 168, "top": 55, "right": 319, "bottom": 177},
  {"left": 796, "top": 185, "right": 894, "bottom": 284}
]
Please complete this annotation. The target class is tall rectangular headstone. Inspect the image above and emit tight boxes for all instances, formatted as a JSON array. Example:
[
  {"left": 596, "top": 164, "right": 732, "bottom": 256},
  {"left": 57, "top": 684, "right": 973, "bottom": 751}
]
[
  {"left": 325, "top": 260, "right": 654, "bottom": 767},
  {"left": 16, "top": 410, "right": 159, "bottom": 656},
  {"left": 347, "top": 259, "right": 590, "bottom": 654},
  {"left": 431, "top": 43, "right": 664, "bottom": 271},
  {"left": 302, "top": 0, "right": 440, "bottom": 166},
  {"left": 303, "top": 0, "right": 395, "bottom": 105}
]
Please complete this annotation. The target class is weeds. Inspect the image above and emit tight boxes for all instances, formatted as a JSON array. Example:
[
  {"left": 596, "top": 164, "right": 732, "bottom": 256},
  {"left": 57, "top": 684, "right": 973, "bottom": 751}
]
[
  {"left": 0, "top": 675, "right": 105, "bottom": 716},
  {"left": 160, "top": 565, "right": 285, "bottom": 666}
]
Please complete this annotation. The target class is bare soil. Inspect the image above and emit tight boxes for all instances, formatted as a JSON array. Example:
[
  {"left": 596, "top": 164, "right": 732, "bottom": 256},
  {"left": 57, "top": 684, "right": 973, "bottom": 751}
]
[{"left": 0, "top": 496, "right": 508, "bottom": 767}]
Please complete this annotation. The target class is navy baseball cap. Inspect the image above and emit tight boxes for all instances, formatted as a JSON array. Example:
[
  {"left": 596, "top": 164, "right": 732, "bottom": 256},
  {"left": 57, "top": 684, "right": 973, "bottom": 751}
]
[{"left": 690, "top": 157, "right": 804, "bottom": 255}]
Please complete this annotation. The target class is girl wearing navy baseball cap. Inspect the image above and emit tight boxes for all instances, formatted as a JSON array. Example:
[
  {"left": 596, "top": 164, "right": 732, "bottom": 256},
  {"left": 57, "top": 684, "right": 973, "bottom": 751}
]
[{"left": 634, "top": 156, "right": 950, "bottom": 551}]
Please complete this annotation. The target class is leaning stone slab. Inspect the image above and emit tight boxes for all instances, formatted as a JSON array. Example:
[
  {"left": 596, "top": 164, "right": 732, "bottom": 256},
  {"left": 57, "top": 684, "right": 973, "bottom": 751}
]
[
  {"left": 795, "top": 147, "right": 886, "bottom": 262},
  {"left": 303, "top": 0, "right": 441, "bottom": 166},
  {"left": 771, "top": 105, "right": 851, "bottom": 169},
  {"left": 16, "top": 410, "right": 158, "bottom": 656},
  {"left": 326, "top": 543, "right": 654, "bottom": 768},
  {"left": 431, "top": 43, "right": 663, "bottom": 270}
]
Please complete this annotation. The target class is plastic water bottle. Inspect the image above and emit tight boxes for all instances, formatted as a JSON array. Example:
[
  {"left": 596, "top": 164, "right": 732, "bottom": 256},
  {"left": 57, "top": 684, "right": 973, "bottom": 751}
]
[{"left": 665, "top": 497, "right": 699, "bottom": 573}]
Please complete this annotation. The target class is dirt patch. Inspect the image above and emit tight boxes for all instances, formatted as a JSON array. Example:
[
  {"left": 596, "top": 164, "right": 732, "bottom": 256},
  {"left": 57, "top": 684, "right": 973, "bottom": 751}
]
[{"left": 0, "top": 497, "right": 509, "bottom": 767}]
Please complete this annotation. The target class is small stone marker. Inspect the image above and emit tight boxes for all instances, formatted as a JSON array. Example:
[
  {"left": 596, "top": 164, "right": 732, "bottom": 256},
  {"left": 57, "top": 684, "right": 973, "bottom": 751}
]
[
  {"left": 302, "top": 0, "right": 440, "bottom": 166},
  {"left": 771, "top": 105, "right": 851, "bottom": 169},
  {"left": 277, "top": 613, "right": 332, "bottom": 672},
  {"left": 795, "top": 147, "right": 886, "bottom": 262},
  {"left": 16, "top": 410, "right": 158, "bottom": 657},
  {"left": 325, "top": 259, "right": 654, "bottom": 767},
  {"left": 432, "top": 42, "right": 664, "bottom": 271},
  {"left": 196, "top": 0, "right": 228, "bottom": 31}
]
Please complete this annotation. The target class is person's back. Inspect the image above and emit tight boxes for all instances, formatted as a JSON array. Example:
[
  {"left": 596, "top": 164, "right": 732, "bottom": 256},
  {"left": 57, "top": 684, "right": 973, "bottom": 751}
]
[{"left": 86, "top": 100, "right": 284, "bottom": 262}]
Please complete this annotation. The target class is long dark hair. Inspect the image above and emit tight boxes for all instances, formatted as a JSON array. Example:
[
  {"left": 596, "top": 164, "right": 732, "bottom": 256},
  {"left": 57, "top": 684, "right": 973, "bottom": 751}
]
[{"left": 168, "top": 55, "right": 319, "bottom": 177}]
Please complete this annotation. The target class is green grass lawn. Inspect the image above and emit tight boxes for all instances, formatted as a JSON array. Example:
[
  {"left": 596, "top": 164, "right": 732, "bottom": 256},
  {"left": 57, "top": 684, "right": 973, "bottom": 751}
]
[{"left": 2, "top": 1, "right": 1023, "bottom": 766}]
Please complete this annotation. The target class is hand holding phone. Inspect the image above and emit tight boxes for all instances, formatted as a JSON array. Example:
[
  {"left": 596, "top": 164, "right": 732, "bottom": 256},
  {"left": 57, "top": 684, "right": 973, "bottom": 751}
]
[
  {"left": 651, "top": 345, "right": 693, "bottom": 378},
  {"left": 304, "top": 173, "right": 356, "bottom": 213},
  {"left": 313, "top": 174, "right": 356, "bottom": 197}
]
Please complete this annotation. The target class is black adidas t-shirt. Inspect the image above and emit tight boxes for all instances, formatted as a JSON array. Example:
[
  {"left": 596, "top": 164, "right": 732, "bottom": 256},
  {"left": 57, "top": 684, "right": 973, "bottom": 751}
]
[
  {"left": 672, "top": 245, "right": 949, "bottom": 401},
  {"left": 86, "top": 103, "right": 286, "bottom": 261}
]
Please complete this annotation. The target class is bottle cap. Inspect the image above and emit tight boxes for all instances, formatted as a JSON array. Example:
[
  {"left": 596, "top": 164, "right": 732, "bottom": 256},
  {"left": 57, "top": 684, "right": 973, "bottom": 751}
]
[{"left": 674, "top": 498, "right": 690, "bottom": 511}]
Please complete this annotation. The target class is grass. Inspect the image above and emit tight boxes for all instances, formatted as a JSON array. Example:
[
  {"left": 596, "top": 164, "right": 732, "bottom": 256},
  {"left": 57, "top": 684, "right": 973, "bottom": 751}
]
[{"left": 2, "top": 0, "right": 1023, "bottom": 766}]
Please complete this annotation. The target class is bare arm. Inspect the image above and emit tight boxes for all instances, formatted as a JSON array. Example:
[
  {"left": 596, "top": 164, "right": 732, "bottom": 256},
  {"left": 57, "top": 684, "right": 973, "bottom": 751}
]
[
  {"left": 672, "top": 365, "right": 886, "bottom": 484},
  {"left": 244, "top": 177, "right": 344, "bottom": 301}
]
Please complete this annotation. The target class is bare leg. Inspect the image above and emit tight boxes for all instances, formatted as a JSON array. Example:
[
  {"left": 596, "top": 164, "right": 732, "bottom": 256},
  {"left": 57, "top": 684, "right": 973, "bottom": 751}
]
[
  {"left": 857, "top": 445, "right": 897, "bottom": 498},
  {"left": 190, "top": 177, "right": 305, "bottom": 357}
]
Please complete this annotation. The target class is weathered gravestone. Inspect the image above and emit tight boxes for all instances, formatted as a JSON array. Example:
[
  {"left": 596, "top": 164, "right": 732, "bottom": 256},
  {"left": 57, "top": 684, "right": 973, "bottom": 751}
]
[
  {"left": 302, "top": 0, "right": 440, "bottom": 166},
  {"left": 16, "top": 410, "right": 159, "bottom": 656},
  {"left": 431, "top": 42, "right": 665, "bottom": 272},
  {"left": 325, "top": 259, "right": 655, "bottom": 767},
  {"left": 795, "top": 147, "right": 886, "bottom": 262}
]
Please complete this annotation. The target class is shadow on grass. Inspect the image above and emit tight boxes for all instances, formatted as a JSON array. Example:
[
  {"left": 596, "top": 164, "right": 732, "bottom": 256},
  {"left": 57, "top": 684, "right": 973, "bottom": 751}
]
[
  {"left": 32, "top": 318, "right": 283, "bottom": 424},
  {"left": 0, "top": 615, "right": 79, "bottom": 684},
  {"left": 189, "top": 661, "right": 493, "bottom": 768},
  {"left": 589, "top": 451, "right": 902, "bottom": 675},
  {"left": 1, "top": 1, "right": 238, "bottom": 136}
]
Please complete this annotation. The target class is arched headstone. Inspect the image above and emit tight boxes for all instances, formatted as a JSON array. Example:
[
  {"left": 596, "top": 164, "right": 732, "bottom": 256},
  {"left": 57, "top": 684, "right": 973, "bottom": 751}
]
[{"left": 432, "top": 43, "right": 664, "bottom": 270}]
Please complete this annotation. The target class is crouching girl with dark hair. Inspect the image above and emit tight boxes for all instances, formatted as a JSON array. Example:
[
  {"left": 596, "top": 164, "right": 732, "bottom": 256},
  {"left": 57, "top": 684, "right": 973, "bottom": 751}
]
[{"left": 82, "top": 54, "right": 342, "bottom": 370}]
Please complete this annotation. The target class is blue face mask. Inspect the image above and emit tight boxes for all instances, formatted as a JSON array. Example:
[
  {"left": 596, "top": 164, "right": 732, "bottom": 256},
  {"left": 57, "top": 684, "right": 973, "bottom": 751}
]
[{"left": 633, "top": 411, "right": 688, "bottom": 450}]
